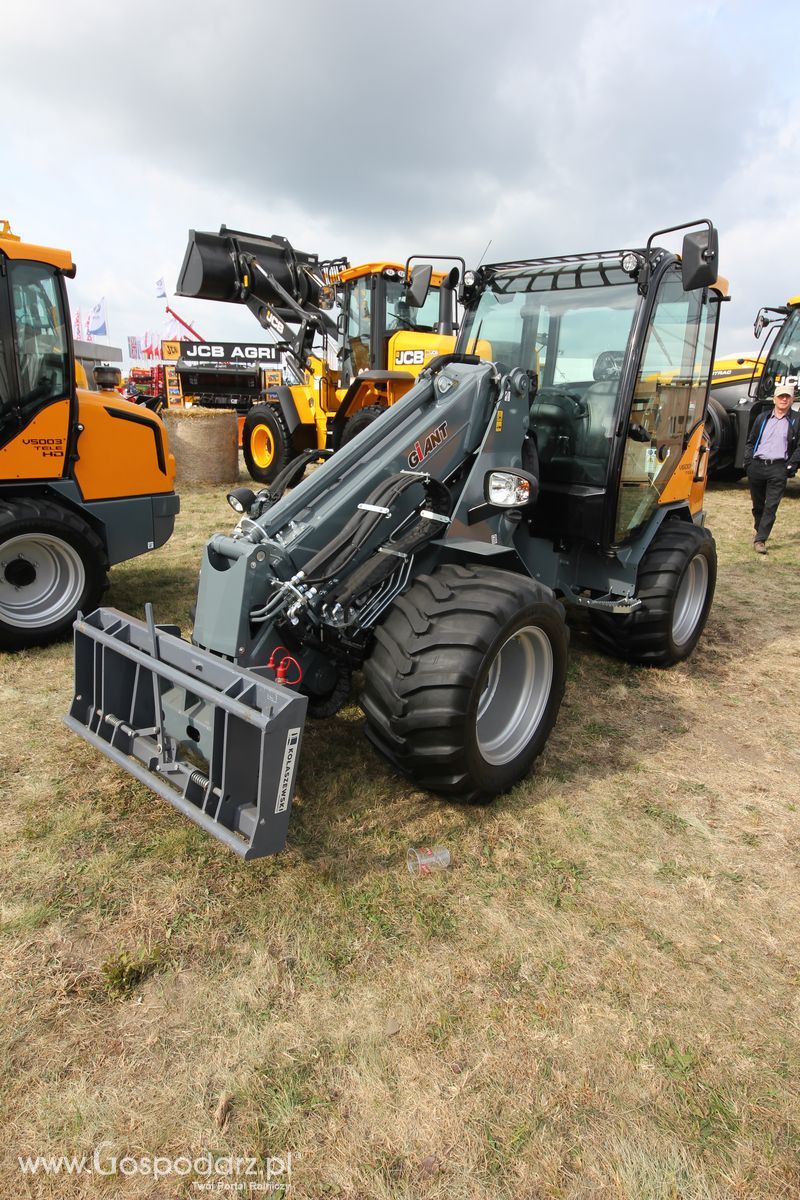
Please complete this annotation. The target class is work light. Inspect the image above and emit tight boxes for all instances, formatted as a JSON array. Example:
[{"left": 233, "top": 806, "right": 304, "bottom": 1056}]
[
  {"left": 484, "top": 470, "right": 538, "bottom": 507},
  {"left": 227, "top": 487, "right": 256, "bottom": 514}
]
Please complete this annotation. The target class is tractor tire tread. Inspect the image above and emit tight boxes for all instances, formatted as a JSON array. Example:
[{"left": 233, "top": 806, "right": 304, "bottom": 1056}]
[{"left": 362, "top": 562, "right": 568, "bottom": 800}]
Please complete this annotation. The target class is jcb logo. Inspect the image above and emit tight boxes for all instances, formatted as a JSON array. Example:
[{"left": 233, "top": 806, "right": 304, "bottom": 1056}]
[
  {"left": 395, "top": 349, "right": 425, "bottom": 367},
  {"left": 264, "top": 308, "right": 285, "bottom": 336}
]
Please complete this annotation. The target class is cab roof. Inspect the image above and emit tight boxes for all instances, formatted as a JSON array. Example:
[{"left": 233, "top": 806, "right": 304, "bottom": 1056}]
[
  {"left": 337, "top": 261, "right": 449, "bottom": 286},
  {"left": 0, "top": 220, "right": 75, "bottom": 275}
]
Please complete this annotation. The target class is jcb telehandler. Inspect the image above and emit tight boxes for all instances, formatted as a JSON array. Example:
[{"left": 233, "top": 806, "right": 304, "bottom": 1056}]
[
  {"left": 705, "top": 295, "right": 800, "bottom": 478},
  {"left": 67, "top": 220, "right": 723, "bottom": 860},
  {"left": 175, "top": 226, "right": 462, "bottom": 483},
  {"left": 0, "top": 220, "right": 179, "bottom": 649}
]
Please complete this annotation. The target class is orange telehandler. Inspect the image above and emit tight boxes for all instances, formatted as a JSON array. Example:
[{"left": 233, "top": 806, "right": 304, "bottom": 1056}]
[{"left": 0, "top": 219, "right": 179, "bottom": 649}]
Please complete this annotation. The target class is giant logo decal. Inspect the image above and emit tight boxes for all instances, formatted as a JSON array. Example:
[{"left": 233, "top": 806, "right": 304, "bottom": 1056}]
[{"left": 407, "top": 421, "right": 448, "bottom": 469}]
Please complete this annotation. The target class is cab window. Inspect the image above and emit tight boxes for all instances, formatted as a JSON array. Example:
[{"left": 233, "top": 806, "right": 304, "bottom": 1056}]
[
  {"left": 385, "top": 278, "right": 440, "bottom": 332},
  {"left": 10, "top": 261, "right": 70, "bottom": 413},
  {"left": 341, "top": 276, "right": 372, "bottom": 379}
]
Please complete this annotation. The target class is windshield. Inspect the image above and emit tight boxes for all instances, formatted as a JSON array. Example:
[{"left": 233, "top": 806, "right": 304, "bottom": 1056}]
[
  {"left": 385, "top": 278, "right": 440, "bottom": 332},
  {"left": 760, "top": 308, "right": 800, "bottom": 396},
  {"left": 460, "top": 260, "right": 640, "bottom": 487}
]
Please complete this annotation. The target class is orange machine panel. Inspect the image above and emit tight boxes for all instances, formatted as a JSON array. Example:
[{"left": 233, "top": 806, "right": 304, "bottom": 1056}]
[
  {"left": 659, "top": 422, "right": 707, "bottom": 511},
  {"left": 0, "top": 399, "right": 71, "bottom": 479},
  {"left": 74, "top": 390, "right": 175, "bottom": 500}
]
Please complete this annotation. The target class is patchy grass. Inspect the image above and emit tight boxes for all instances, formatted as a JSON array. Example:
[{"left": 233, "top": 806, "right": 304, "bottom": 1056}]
[{"left": 1, "top": 477, "right": 800, "bottom": 1197}]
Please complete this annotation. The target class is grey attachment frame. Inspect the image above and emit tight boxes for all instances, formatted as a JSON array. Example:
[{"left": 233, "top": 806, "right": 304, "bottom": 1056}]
[{"left": 65, "top": 606, "right": 308, "bottom": 860}]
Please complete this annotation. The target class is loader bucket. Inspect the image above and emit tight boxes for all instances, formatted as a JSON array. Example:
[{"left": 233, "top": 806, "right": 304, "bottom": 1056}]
[
  {"left": 65, "top": 607, "right": 307, "bottom": 860},
  {"left": 176, "top": 226, "right": 323, "bottom": 308}
]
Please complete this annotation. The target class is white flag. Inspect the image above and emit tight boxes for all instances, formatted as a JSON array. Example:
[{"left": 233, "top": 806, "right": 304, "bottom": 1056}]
[
  {"left": 88, "top": 298, "right": 108, "bottom": 337},
  {"left": 156, "top": 277, "right": 167, "bottom": 299}
]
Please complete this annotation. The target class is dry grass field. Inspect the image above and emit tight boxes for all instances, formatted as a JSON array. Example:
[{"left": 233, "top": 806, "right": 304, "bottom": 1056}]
[{"left": 2, "top": 476, "right": 800, "bottom": 1199}]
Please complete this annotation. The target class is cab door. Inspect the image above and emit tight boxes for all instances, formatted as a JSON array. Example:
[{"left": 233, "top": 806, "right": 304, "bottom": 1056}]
[
  {"left": 0, "top": 258, "right": 73, "bottom": 482},
  {"left": 613, "top": 267, "right": 717, "bottom": 542}
]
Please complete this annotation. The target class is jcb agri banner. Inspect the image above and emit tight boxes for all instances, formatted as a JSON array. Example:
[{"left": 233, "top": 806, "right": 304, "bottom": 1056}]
[{"left": 161, "top": 340, "right": 283, "bottom": 363}]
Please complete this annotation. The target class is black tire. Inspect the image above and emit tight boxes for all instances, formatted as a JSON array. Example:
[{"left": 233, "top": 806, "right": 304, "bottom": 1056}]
[
  {"left": 306, "top": 668, "right": 352, "bottom": 719},
  {"left": 0, "top": 498, "right": 108, "bottom": 651},
  {"left": 242, "top": 405, "right": 297, "bottom": 485},
  {"left": 705, "top": 396, "right": 737, "bottom": 479},
  {"left": 591, "top": 521, "right": 717, "bottom": 666},
  {"left": 361, "top": 563, "right": 569, "bottom": 801},
  {"left": 340, "top": 404, "right": 387, "bottom": 447}
]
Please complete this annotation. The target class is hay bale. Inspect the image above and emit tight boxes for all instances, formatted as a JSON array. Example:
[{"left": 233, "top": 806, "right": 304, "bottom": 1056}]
[{"left": 162, "top": 407, "right": 239, "bottom": 485}]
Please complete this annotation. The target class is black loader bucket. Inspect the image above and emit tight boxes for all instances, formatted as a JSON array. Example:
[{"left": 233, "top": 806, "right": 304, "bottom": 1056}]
[
  {"left": 176, "top": 226, "right": 324, "bottom": 309},
  {"left": 65, "top": 607, "right": 307, "bottom": 860}
]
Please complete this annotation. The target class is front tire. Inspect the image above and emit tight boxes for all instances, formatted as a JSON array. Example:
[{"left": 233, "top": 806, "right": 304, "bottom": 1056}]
[
  {"left": 340, "top": 403, "right": 387, "bottom": 448},
  {"left": 361, "top": 563, "right": 569, "bottom": 801},
  {"left": 0, "top": 499, "right": 108, "bottom": 651},
  {"left": 242, "top": 405, "right": 297, "bottom": 485},
  {"left": 591, "top": 521, "right": 717, "bottom": 666}
]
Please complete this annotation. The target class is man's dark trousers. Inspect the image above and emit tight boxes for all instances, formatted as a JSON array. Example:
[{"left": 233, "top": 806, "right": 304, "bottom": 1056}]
[{"left": 747, "top": 458, "right": 787, "bottom": 542}]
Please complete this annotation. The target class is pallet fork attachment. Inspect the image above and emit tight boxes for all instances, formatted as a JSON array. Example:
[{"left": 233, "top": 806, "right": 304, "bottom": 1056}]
[{"left": 64, "top": 606, "right": 307, "bottom": 859}]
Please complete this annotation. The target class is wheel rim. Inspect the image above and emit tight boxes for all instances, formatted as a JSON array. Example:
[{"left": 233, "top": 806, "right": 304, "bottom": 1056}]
[
  {"left": 0, "top": 534, "right": 85, "bottom": 630},
  {"left": 251, "top": 425, "right": 275, "bottom": 469},
  {"left": 477, "top": 625, "right": 554, "bottom": 765},
  {"left": 672, "top": 553, "right": 709, "bottom": 646}
]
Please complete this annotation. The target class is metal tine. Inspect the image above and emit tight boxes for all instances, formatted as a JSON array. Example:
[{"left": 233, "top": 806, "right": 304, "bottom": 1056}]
[{"left": 144, "top": 603, "right": 167, "bottom": 759}]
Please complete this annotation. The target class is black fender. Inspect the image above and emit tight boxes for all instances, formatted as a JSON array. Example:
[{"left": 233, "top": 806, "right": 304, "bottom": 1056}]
[
  {"left": 329, "top": 370, "right": 413, "bottom": 448},
  {"left": 266, "top": 385, "right": 303, "bottom": 436}
]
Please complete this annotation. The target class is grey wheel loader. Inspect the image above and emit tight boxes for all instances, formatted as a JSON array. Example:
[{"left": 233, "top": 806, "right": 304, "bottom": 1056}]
[{"left": 66, "top": 220, "right": 725, "bottom": 859}]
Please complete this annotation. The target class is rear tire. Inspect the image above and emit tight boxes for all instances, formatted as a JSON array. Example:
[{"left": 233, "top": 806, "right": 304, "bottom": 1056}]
[
  {"left": 242, "top": 405, "right": 297, "bottom": 485},
  {"left": 705, "top": 396, "right": 737, "bottom": 479},
  {"left": 340, "top": 404, "right": 387, "bottom": 447},
  {"left": 0, "top": 499, "right": 108, "bottom": 651},
  {"left": 361, "top": 563, "right": 569, "bottom": 801},
  {"left": 591, "top": 521, "right": 716, "bottom": 666}
]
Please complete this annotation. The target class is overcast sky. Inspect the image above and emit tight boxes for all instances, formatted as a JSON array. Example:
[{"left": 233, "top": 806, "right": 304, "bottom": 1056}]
[{"left": 3, "top": 0, "right": 799, "bottom": 363}]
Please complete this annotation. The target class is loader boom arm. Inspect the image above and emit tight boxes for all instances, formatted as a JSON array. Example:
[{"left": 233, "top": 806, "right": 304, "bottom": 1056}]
[{"left": 176, "top": 225, "right": 345, "bottom": 374}]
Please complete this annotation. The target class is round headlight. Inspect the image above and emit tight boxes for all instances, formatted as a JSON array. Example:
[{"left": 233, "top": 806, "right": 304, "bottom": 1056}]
[
  {"left": 227, "top": 486, "right": 256, "bottom": 514},
  {"left": 621, "top": 253, "right": 641, "bottom": 275},
  {"left": 463, "top": 270, "right": 477, "bottom": 288}
]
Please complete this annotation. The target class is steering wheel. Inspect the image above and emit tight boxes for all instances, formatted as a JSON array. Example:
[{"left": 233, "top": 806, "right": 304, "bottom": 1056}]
[
  {"left": 593, "top": 351, "right": 624, "bottom": 382},
  {"left": 532, "top": 387, "right": 588, "bottom": 419}
]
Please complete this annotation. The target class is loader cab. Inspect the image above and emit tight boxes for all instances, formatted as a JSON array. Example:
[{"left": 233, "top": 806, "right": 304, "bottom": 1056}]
[
  {"left": 338, "top": 264, "right": 442, "bottom": 388},
  {"left": 460, "top": 244, "right": 722, "bottom": 551},
  {"left": 0, "top": 241, "right": 75, "bottom": 479},
  {"left": 754, "top": 301, "right": 800, "bottom": 400}
]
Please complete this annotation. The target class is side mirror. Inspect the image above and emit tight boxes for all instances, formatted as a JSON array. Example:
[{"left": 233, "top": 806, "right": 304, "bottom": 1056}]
[
  {"left": 681, "top": 226, "right": 719, "bottom": 291},
  {"left": 406, "top": 263, "right": 432, "bottom": 310},
  {"left": 753, "top": 311, "right": 770, "bottom": 340}
]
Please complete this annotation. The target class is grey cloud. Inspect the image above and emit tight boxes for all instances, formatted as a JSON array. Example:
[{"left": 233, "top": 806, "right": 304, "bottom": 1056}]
[{"left": 2, "top": 0, "right": 798, "bottom": 352}]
